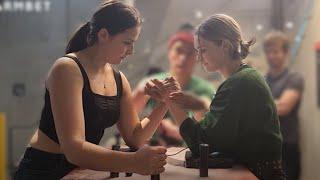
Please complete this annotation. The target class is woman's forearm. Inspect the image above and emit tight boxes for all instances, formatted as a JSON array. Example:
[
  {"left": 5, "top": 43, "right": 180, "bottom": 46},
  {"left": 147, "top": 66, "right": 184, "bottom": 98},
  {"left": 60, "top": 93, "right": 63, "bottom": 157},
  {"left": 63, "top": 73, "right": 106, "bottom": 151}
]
[
  {"left": 65, "top": 140, "right": 136, "bottom": 172},
  {"left": 168, "top": 103, "right": 188, "bottom": 126},
  {"left": 132, "top": 102, "right": 168, "bottom": 147}
]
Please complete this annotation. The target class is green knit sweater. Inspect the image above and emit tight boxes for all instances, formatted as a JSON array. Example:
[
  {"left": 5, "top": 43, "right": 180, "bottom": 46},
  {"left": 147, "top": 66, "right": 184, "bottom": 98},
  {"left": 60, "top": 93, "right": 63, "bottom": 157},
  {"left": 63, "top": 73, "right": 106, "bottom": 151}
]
[{"left": 179, "top": 65, "right": 283, "bottom": 162}]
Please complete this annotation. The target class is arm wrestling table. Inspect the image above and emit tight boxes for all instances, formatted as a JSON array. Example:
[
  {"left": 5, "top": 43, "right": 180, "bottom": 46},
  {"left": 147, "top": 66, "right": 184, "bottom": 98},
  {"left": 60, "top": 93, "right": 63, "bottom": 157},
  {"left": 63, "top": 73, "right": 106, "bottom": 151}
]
[{"left": 62, "top": 147, "right": 258, "bottom": 180}]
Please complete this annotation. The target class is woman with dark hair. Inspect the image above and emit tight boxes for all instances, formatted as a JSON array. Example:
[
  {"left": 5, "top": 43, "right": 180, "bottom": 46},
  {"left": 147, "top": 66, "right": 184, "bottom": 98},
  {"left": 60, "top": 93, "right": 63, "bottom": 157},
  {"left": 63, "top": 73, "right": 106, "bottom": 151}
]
[
  {"left": 14, "top": 1, "right": 172, "bottom": 179},
  {"left": 146, "top": 14, "right": 286, "bottom": 180}
]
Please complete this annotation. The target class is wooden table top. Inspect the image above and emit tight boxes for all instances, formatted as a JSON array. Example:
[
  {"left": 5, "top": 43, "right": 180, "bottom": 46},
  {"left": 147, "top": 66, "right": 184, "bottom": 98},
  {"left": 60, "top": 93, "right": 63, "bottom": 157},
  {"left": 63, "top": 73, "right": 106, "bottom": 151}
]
[{"left": 62, "top": 147, "right": 258, "bottom": 180}]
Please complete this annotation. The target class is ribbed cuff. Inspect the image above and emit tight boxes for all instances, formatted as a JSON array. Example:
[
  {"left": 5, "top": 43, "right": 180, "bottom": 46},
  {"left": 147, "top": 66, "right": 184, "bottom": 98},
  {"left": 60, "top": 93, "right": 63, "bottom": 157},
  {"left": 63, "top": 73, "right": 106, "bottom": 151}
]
[{"left": 179, "top": 117, "right": 197, "bottom": 136}]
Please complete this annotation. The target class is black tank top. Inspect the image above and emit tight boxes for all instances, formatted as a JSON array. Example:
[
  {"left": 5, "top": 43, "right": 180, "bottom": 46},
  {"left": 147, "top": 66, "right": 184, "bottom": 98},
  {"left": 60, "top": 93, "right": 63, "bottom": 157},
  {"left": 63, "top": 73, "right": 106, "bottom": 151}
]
[{"left": 39, "top": 55, "right": 122, "bottom": 145}]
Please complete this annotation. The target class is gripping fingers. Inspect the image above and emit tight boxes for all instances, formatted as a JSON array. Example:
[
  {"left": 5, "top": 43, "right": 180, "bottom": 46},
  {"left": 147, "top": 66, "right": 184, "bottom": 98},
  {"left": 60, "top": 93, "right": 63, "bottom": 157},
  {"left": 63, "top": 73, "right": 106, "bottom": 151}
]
[{"left": 157, "top": 154, "right": 167, "bottom": 161}]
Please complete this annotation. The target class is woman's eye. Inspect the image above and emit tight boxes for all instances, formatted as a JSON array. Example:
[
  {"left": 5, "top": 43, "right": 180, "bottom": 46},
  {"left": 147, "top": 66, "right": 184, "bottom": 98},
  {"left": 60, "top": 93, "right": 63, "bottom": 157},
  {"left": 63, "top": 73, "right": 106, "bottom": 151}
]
[{"left": 123, "top": 41, "right": 132, "bottom": 45}]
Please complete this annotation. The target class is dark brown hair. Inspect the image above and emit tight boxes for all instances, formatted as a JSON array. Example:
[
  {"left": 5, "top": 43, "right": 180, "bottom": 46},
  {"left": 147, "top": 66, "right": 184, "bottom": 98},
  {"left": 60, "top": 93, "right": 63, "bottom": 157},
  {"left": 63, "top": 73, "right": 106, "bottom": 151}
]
[{"left": 65, "top": 0, "right": 142, "bottom": 54}]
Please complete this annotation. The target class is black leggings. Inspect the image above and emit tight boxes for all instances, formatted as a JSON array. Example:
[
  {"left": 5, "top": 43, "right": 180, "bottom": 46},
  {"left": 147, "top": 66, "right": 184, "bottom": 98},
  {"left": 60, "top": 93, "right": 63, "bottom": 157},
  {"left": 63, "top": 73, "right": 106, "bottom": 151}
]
[{"left": 14, "top": 147, "right": 77, "bottom": 180}]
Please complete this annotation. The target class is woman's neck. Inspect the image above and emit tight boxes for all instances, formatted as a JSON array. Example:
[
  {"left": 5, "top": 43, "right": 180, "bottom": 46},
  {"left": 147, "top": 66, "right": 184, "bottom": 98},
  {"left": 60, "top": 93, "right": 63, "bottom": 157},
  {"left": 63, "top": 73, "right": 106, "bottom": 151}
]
[
  {"left": 77, "top": 46, "right": 109, "bottom": 72},
  {"left": 219, "top": 59, "right": 244, "bottom": 79}
]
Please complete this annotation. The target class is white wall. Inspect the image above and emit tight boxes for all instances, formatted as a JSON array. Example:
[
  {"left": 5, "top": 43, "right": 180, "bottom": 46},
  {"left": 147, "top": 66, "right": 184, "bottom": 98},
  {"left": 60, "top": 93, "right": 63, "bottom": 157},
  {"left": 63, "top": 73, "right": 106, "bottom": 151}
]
[{"left": 292, "top": 0, "right": 320, "bottom": 179}]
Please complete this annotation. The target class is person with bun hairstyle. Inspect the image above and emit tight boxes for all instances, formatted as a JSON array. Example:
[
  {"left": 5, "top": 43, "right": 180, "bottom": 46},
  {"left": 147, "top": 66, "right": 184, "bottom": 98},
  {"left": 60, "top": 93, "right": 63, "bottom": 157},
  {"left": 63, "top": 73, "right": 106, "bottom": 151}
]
[
  {"left": 145, "top": 14, "right": 286, "bottom": 180},
  {"left": 14, "top": 1, "right": 173, "bottom": 179}
]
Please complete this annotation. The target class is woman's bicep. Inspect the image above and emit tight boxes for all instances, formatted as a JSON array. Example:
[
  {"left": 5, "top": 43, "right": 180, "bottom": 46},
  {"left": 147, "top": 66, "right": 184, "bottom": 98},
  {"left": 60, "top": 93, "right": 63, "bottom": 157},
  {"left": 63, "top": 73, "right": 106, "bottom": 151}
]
[{"left": 47, "top": 59, "right": 85, "bottom": 153}]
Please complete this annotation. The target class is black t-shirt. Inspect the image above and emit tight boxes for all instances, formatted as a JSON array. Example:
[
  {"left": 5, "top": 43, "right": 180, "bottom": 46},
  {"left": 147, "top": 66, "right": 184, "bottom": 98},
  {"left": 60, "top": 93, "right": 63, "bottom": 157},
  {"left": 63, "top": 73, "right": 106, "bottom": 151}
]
[{"left": 266, "top": 68, "right": 304, "bottom": 145}]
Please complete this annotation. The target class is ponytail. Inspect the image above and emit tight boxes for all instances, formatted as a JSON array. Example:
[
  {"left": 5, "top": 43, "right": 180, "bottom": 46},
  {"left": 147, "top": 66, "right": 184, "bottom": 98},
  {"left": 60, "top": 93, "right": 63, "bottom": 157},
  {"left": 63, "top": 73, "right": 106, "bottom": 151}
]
[
  {"left": 65, "top": 22, "right": 91, "bottom": 54},
  {"left": 238, "top": 38, "right": 256, "bottom": 59}
]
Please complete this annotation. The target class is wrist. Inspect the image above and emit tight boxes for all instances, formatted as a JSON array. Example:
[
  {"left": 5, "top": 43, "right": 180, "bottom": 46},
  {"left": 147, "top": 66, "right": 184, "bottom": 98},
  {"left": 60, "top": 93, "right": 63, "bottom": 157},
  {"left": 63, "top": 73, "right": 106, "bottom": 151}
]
[{"left": 156, "top": 100, "right": 171, "bottom": 110}]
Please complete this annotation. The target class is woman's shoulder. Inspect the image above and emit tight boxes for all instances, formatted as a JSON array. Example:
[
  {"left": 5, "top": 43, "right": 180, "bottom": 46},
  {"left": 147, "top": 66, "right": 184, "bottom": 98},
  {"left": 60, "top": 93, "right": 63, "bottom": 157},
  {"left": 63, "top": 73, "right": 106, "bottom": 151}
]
[
  {"left": 46, "top": 57, "right": 83, "bottom": 90},
  {"left": 232, "top": 66, "right": 264, "bottom": 83},
  {"left": 223, "top": 66, "right": 268, "bottom": 94},
  {"left": 50, "top": 57, "right": 82, "bottom": 80}
]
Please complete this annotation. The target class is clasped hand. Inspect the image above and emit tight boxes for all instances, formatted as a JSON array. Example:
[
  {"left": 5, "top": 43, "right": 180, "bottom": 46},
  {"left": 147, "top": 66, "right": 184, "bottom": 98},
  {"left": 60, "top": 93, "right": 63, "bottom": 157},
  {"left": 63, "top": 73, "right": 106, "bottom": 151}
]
[
  {"left": 144, "top": 77, "right": 207, "bottom": 110},
  {"left": 144, "top": 77, "right": 181, "bottom": 103}
]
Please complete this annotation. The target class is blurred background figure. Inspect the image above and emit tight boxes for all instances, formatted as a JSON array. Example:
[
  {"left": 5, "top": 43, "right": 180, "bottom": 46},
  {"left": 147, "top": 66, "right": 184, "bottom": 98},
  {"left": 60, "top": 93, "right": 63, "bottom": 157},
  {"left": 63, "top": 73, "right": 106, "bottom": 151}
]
[
  {"left": 264, "top": 31, "right": 304, "bottom": 180},
  {"left": 132, "top": 23, "right": 215, "bottom": 146}
]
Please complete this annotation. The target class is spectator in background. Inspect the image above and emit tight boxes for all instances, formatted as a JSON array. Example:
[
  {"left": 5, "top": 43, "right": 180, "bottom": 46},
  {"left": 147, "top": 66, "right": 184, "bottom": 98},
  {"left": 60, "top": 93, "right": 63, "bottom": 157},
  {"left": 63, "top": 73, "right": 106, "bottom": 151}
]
[
  {"left": 132, "top": 23, "right": 215, "bottom": 146},
  {"left": 264, "top": 31, "right": 304, "bottom": 180}
]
